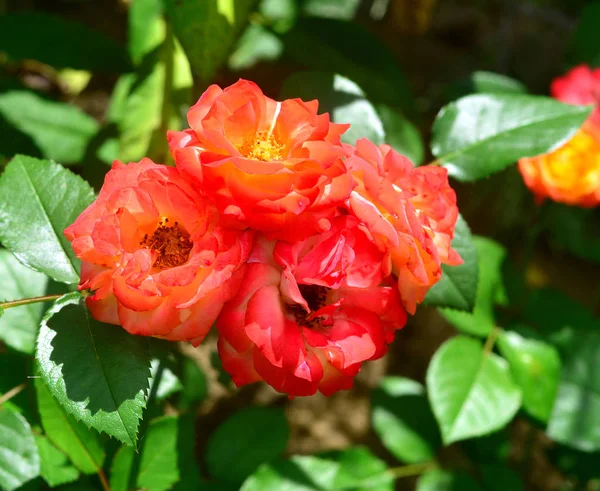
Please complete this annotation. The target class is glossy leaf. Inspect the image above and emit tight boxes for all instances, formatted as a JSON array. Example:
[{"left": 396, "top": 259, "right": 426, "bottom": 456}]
[
  {"left": 431, "top": 94, "right": 592, "bottom": 181},
  {"left": 450, "top": 71, "right": 527, "bottom": 99},
  {"left": 375, "top": 104, "right": 425, "bottom": 164},
  {"left": 34, "top": 378, "right": 105, "bottom": 474},
  {"left": 35, "top": 436, "right": 79, "bottom": 487},
  {"left": 0, "top": 90, "right": 98, "bottom": 165},
  {"left": 151, "top": 359, "right": 183, "bottom": 401},
  {"left": 439, "top": 237, "right": 506, "bottom": 337},
  {"left": 36, "top": 293, "right": 151, "bottom": 447},
  {"left": 167, "top": 0, "right": 256, "bottom": 82},
  {"left": 423, "top": 215, "right": 478, "bottom": 311},
  {"left": 0, "top": 156, "right": 95, "bottom": 284},
  {"left": 572, "top": 2, "right": 600, "bottom": 66},
  {"left": 427, "top": 336, "right": 522, "bottom": 444},
  {"left": 0, "top": 12, "right": 130, "bottom": 72},
  {"left": 0, "top": 249, "right": 48, "bottom": 354},
  {"left": 497, "top": 330, "right": 560, "bottom": 423},
  {"left": 0, "top": 409, "right": 40, "bottom": 491},
  {"left": 417, "top": 469, "right": 483, "bottom": 491},
  {"left": 206, "top": 407, "right": 289, "bottom": 483},
  {"left": 371, "top": 377, "right": 440, "bottom": 463}
]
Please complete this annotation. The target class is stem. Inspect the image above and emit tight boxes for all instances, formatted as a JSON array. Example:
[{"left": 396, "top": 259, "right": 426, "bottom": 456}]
[
  {"left": 97, "top": 468, "right": 111, "bottom": 491},
  {"left": 483, "top": 326, "right": 502, "bottom": 355},
  {"left": 426, "top": 158, "right": 442, "bottom": 167},
  {"left": 387, "top": 461, "right": 437, "bottom": 479},
  {"left": 0, "top": 383, "right": 26, "bottom": 406},
  {"left": 0, "top": 294, "right": 63, "bottom": 311}
]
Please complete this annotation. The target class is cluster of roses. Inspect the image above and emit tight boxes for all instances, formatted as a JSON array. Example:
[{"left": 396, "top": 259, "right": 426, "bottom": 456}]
[
  {"left": 519, "top": 64, "right": 600, "bottom": 207},
  {"left": 65, "top": 80, "right": 461, "bottom": 397}
]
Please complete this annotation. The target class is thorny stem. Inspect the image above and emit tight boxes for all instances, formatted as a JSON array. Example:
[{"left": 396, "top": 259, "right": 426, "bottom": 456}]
[
  {"left": 387, "top": 461, "right": 438, "bottom": 479},
  {"left": 0, "top": 383, "right": 26, "bottom": 406},
  {"left": 0, "top": 294, "right": 63, "bottom": 311}
]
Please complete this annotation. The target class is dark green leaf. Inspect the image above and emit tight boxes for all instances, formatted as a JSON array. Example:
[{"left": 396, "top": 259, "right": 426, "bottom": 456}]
[
  {"left": 206, "top": 407, "right": 289, "bottom": 483},
  {"left": 431, "top": 94, "right": 592, "bottom": 181},
  {"left": 34, "top": 378, "right": 105, "bottom": 474},
  {"left": 177, "top": 357, "right": 207, "bottom": 410},
  {"left": 0, "top": 249, "right": 48, "bottom": 354},
  {"left": 166, "top": 0, "right": 256, "bottom": 82},
  {"left": 423, "top": 215, "right": 478, "bottom": 311},
  {"left": 416, "top": 469, "right": 483, "bottom": 491},
  {"left": 0, "top": 12, "right": 131, "bottom": 72},
  {"left": 281, "top": 72, "right": 385, "bottom": 145},
  {"left": 426, "top": 336, "right": 521, "bottom": 444},
  {"left": 449, "top": 71, "right": 527, "bottom": 99},
  {"left": 0, "top": 354, "right": 32, "bottom": 419},
  {"left": 0, "top": 156, "right": 95, "bottom": 284},
  {"left": 36, "top": 293, "right": 151, "bottom": 447},
  {"left": 439, "top": 237, "right": 506, "bottom": 337},
  {"left": 497, "top": 330, "right": 561, "bottom": 423},
  {"left": 371, "top": 377, "right": 440, "bottom": 463},
  {"left": 480, "top": 464, "right": 523, "bottom": 491},
  {"left": 0, "top": 409, "right": 40, "bottom": 491},
  {"left": 0, "top": 91, "right": 99, "bottom": 165},
  {"left": 375, "top": 104, "right": 425, "bottom": 164},
  {"left": 572, "top": 2, "right": 600, "bottom": 66},
  {"left": 34, "top": 436, "right": 79, "bottom": 487}
]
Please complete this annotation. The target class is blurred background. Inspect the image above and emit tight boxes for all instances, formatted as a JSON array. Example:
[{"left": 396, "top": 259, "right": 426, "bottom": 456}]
[{"left": 1, "top": 0, "right": 600, "bottom": 489}]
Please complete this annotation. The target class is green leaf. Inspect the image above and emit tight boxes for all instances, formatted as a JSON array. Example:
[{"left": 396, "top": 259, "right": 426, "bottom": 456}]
[
  {"left": 0, "top": 409, "right": 40, "bottom": 491},
  {"left": 416, "top": 469, "right": 483, "bottom": 491},
  {"left": 0, "top": 354, "right": 32, "bottom": 419},
  {"left": 0, "top": 156, "right": 95, "bottom": 284},
  {"left": 431, "top": 94, "right": 592, "bottom": 181},
  {"left": 0, "top": 90, "right": 99, "bottom": 165},
  {"left": 497, "top": 330, "right": 560, "bottom": 423},
  {"left": 439, "top": 237, "right": 506, "bottom": 337},
  {"left": 423, "top": 215, "right": 478, "bottom": 311},
  {"left": 371, "top": 377, "right": 440, "bottom": 464},
  {"left": 572, "top": 2, "right": 600, "bottom": 66},
  {"left": 110, "top": 416, "right": 180, "bottom": 491},
  {"left": 450, "top": 71, "right": 527, "bottom": 99},
  {"left": 151, "top": 359, "right": 183, "bottom": 401},
  {"left": 167, "top": 0, "right": 256, "bottom": 82},
  {"left": 0, "top": 249, "right": 48, "bottom": 354},
  {"left": 34, "top": 378, "right": 105, "bottom": 474},
  {"left": 426, "top": 336, "right": 522, "bottom": 445},
  {"left": 177, "top": 357, "right": 207, "bottom": 410},
  {"left": 34, "top": 436, "right": 79, "bottom": 487},
  {"left": 36, "top": 293, "right": 151, "bottom": 447},
  {"left": 281, "top": 72, "right": 385, "bottom": 146},
  {"left": 301, "top": 0, "right": 361, "bottom": 20},
  {"left": 228, "top": 23, "right": 283, "bottom": 71},
  {"left": 0, "top": 12, "right": 131, "bottom": 72},
  {"left": 480, "top": 464, "right": 523, "bottom": 491},
  {"left": 206, "top": 407, "right": 289, "bottom": 483},
  {"left": 241, "top": 447, "right": 393, "bottom": 491},
  {"left": 280, "top": 18, "right": 413, "bottom": 111},
  {"left": 375, "top": 104, "right": 425, "bottom": 164}
]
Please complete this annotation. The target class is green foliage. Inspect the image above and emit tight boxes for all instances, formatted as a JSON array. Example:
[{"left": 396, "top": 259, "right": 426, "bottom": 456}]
[
  {"left": 34, "top": 436, "right": 80, "bottom": 487},
  {"left": 416, "top": 469, "right": 483, "bottom": 491},
  {"left": 36, "top": 293, "right": 151, "bottom": 447},
  {"left": 0, "top": 249, "right": 48, "bottom": 354},
  {"left": 206, "top": 407, "right": 289, "bottom": 483},
  {"left": 449, "top": 71, "right": 528, "bottom": 100},
  {"left": 0, "top": 156, "right": 95, "bottom": 284},
  {"left": 427, "top": 336, "right": 522, "bottom": 444},
  {"left": 431, "top": 94, "right": 592, "bottom": 181},
  {"left": 424, "top": 215, "right": 478, "bottom": 311},
  {"left": 0, "top": 409, "right": 40, "bottom": 491},
  {"left": 572, "top": 2, "right": 600, "bottom": 66}
]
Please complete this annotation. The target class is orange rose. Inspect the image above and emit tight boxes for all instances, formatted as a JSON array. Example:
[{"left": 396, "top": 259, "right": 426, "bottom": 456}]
[
  {"left": 167, "top": 79, "right": 354, "bottom": 241},
  {"left": 64, "top": 159, "right": 253, "bottom": 345},
  {"left": 518, "top": 122, "right": 600, "bottom": 207}
]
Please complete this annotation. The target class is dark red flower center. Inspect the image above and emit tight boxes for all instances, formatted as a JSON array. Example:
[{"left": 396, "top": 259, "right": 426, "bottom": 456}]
[
  {"left": 140, "top": 218, "right": 193, "bottom": 269},
  {"left": 287, "top": 284, "right": 330, "bottom": 329}
]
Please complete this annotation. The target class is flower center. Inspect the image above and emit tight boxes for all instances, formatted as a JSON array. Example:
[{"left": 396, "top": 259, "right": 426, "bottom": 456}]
[
  {"left": 287, "top": 284, "right": 330, "bottom": 329},
  {"left": 140, "top": 218, "right": 193, "bottom": 269},
  {"left": 238, "top": 131, "right": 285, "bottom": 162}
]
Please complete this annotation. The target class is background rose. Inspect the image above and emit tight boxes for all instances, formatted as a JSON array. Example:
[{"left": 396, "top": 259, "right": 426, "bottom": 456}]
[
  {"left": 64, "top": 159, "right": 253, "bottom": 345},
  {"left": 551, "top": 64, "right": 600, "bottom": 126}
]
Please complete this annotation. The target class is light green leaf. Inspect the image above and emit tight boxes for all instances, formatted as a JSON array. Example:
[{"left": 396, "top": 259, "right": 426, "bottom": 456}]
[
  {"left": 301, "top": 0, "right": 361, "bottom": 20},
  {"left": 497, "top": 330, "right": 560, "bottom": 423},
  {"left": 0, "top": 409, "right": 40, "bottom": 491},
  {"left": 426, "top": 336, "right": 522, "bottom": 445},
  {"left": 0, "top": 91, "right": 98, "bottom": 164},
  {"left": 431, "top": 94, "right": 592, "bottom": 181},
  {"left": 416, "top": 469, "right": 483, "bottom": 491},
  {"left": 150, "top": 359, "right": 183, "bottom": 401},
  {"left": 207, "top": 407, "right": 289, "bottom": 483},
  {"left": 0, "top": 12, "right": 131, "bottom": 72},
  {"left": 371, "top": 377, "right": 440, "bottom": 464},
  {"left": 34, "top": 378, "right": 105, "bottom": 474},
  {"left": 572, "top": 2, "right": 600, "bottom": 66},
  {"left": 439, "top": 237, "right": 506, "bottom": 337},
  {"left": 36, "top": 293, "right": 151, "bottom": 448},
  {"left": 110, "top": 416, "right": 180, "bottom": 491},
  {"left": 167, "top": 0, "right": 256, "bottom": 82},
  {"left": 0, "top": 249, "right": 48, "bottom": 354},
  {"left": 423, "top": 215, "right": 478, "bottom": 311},
  {"left": 375, "top": 104, "right": 425, "bottom": 164},
  {"left": 0, "top": 156, "right": 95, "bottom": 284},
  {"left": 229, "top": 23, "right": 283, "bottom": 71},
  {"left": 35, "top": 436, "right": 80, "bottom": 487},
  {"left": 450, "top": 71, "right": 527, "bottom": 98}
]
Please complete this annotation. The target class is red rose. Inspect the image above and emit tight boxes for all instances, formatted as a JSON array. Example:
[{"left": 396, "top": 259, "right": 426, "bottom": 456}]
[
  {"left": 551, "top": 64, "right": 600, "bottom": 126},
  {"left": 64, "top": 159, "right": 252, "bottom": 345}
]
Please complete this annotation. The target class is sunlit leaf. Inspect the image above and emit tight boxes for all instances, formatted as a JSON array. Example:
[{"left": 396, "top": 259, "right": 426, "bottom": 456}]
[
  {"left": 0, "top": 409, "right": 40, "bottom": 491},
  {"left": 35, "top": 436, "right": 79, "bottom": 487}
]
